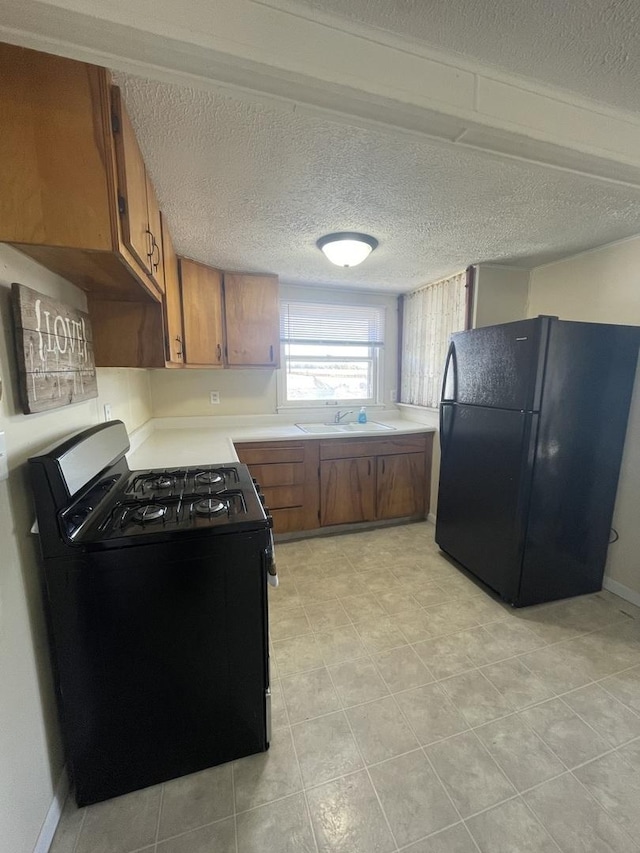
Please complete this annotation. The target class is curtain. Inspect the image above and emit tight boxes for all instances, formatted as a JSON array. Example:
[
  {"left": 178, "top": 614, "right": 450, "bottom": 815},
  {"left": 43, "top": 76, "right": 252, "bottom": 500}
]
[{"left": 400, "top": 270, "right": 467, "bottom": 408}]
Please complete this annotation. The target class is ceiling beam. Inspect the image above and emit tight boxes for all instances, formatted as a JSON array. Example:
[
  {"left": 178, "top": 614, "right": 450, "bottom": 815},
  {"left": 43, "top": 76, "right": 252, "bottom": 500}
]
[{"left": 2, "top": 0, "right": 640, "bottom": 186}]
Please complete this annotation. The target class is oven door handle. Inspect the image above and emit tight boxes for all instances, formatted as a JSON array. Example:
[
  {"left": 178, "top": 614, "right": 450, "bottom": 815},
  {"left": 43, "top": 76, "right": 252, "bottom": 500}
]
[{"left": 265, "top": 530, "right": 278, "bottom": 587}]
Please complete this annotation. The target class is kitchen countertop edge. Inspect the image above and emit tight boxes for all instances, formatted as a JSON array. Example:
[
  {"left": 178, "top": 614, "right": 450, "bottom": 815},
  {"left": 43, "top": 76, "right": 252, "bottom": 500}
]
[{"left": 127, "top": 413, "right": 438, "bottom": 469}]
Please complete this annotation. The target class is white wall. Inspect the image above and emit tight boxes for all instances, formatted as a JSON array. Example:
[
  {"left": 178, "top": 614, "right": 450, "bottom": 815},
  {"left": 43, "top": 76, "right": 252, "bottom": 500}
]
[
  {"left": 0, "top": 245, "right": 152, "bottom": 853},
  {"left": 150, "top": 283, "right": 399, "bottom": 417},
  {"left": 473, "top": 264, "right": 530, "bottom": 328},
  {"left": 528, "top": 235, "right": 640, "bottom": 601}
]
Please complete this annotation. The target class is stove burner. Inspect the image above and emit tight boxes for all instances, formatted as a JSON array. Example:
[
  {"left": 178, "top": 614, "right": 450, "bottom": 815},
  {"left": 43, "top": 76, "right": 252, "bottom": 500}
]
[
  {"left": 133, "top": 504, "right": 167, "bottom": 523},
  {"left": 145, "top": 475, "right": 174, "bottom": 490},
  {"left": 194, "top": 470, "right": 224, "bottom": 486},
  {"left": 194, "top": 497, "right": 227, "bottom": 516}
]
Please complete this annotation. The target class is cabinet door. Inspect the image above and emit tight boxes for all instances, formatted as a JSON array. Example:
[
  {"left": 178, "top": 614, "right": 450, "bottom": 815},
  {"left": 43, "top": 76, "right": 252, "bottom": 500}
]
[
  {"left": 160, "top": 215, "right": 183, "bottom": 364},
  {"left": 145, "top": 172, "right": 165, "bottom": 293},
  {"left": 0, "top": 44, "right": 114, "bottom": 251},
  {"left": 320, "top": 458, "right": 375, "bottom": 526},
  {"left": 90, "top": 300, "right": 166, "bottom": 367},
  {"left": 111, "top": 87, "right": 152, "bottom": 276},
  {"left": 224, "top": 274, "right": 279, "bottom": 367},
  {"left": 180, "top": 259, "right": 225, "bottom": 366},
  {"left": 376, "top": 453, "right": 426, "bottom": 520}
]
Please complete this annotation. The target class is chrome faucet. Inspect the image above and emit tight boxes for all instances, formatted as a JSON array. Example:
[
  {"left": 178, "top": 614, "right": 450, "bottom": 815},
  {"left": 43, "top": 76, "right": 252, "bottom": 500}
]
[{"left": 334, "top": 410, "right": 353, "bottom": 423}]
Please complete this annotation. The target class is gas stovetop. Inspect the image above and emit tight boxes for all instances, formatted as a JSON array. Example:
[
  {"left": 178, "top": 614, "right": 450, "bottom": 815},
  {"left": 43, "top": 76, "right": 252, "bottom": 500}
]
[
  {"left": 124, "top": 465, "right": 242, "bottom": 500},
  {"left": 60, "top": 462, "right": 269, "bottom": 545}
]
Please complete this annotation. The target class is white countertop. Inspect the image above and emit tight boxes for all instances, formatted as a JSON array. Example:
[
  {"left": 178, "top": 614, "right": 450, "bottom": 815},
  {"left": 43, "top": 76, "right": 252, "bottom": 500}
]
[{"left": 127, "top": 411, "right": 438, "bottom": 469}]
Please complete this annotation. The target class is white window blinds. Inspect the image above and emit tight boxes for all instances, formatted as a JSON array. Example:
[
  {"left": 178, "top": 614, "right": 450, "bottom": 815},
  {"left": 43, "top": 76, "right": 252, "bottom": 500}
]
[
  {"left": 280, "top": 301, "right": 385, "bottom": 346},
  {"left": 401, "top": 270, "right": 467, "bottom": 408}
]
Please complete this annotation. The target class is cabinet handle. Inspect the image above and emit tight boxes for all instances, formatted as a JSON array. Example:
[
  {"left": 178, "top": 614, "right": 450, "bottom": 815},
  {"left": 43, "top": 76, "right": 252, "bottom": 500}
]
[
  {"left": 216, "top": 343, "right": 222, "bottom": 362},
  {"left": 145, "top": 228, "right": 154, "bottom": 260},
  {"left": 152, "top": 237, "right": 160, "bottom": 271},
  {"left": 368, "top": 459, "right": 371, "bottom": 476},
  {"left": 269, "top": 344, "right": 274, "bottom": 363},
  {"left": 175, "top": 336, "right": 183, "bottom": 358}
]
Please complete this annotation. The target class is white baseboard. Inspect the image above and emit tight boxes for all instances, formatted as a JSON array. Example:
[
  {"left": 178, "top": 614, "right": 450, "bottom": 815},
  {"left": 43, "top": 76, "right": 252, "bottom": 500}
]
[
  {"left": 602, "top": 576, "right": 640, "bottom": 608},
  {"left": 427, "top": 513, "right": 437, "bottom": 525},
  {"left": 34, "top": 767, "right": 69, "bottom": 853}
]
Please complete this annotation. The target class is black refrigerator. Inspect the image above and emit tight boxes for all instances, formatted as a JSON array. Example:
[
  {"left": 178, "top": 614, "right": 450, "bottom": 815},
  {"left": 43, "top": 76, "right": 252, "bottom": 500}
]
[{"left": 435, "top": 316, "right": 639, "bottom": 606}]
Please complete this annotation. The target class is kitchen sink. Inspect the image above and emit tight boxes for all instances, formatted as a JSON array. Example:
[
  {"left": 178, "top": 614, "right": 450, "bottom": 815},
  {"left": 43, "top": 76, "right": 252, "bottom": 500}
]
[
  {"left": 295, "top": 424, "right": 344, "bottom": 433},
  {"left": 338, "top": 422, "right": 395, "bottom": 432},
  {"left": 296, "top": 422, "right": 396, "bottom": 434}
]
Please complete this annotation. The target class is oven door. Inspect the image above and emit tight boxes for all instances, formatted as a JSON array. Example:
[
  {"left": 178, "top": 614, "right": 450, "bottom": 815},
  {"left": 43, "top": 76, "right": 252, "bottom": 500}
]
[{"left": 45, "top": 530, "right": 270, "bottom": 805}]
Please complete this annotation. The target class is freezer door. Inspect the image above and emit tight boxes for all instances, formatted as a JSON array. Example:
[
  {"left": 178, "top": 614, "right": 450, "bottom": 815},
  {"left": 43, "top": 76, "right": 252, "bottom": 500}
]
[
  {"left": 448, "top": 319, "right": 546, "bottom": 411},
  {"left": 436, "top": 404, "right": 535, "bottom": 602}
]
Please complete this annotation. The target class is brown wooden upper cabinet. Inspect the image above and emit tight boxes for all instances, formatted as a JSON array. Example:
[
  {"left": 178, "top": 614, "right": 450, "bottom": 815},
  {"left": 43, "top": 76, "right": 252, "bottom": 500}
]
[
  {"left": 0, "top": 42, "right": 162, "bottom": 303},
  {"left": 111, "top": 86, "right": 165, "bottom": 294},
  {"left": 89, "top": 216, "right": 181, "bottom": 369},
  {"left": 224, "top": 274, "right": 280, "bottom": 367},
  {"left": 180, "top": 259, "right": 225, "bottom": 367},
  {"left": 161, "top": 215, "right": 184, "bottom": 365},
  {"left": 178, "top": 264, "right": 280, "bottom": 369}
]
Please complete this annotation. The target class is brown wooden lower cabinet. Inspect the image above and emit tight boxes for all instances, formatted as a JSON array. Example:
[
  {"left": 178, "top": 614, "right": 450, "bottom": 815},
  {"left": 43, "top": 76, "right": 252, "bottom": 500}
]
[
  {"left": 234, "top": 440, "right": 319, "bottom": 534},
  {"left": 236, "top": 432, "right": 433, "bottom": 535},
  {"left": 376, "top": 453, "right": 426, "bottom": 519},
  {"left": 320, "top": 457, "right": 376, "bottom": 526}
]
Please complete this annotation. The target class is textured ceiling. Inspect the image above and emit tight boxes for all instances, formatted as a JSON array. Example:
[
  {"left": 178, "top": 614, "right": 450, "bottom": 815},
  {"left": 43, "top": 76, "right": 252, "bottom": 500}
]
[
  {"left": 273, "top": 0, "right": 640, "bottom": 113},
  {"left": 115, "top": 73, "right": 640, "bottom": 292}
]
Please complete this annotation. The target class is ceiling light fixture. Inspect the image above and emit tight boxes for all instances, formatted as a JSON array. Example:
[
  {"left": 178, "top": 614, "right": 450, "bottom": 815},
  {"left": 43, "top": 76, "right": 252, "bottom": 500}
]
[{"left": 316, "top": 232, "right": 378, "bottom": 267}]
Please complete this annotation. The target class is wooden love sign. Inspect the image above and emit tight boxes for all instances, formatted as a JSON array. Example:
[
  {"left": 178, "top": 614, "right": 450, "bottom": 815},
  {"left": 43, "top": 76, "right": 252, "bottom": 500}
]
[{"left": 12, "top": 283, "right": 98, "bottom": 414}]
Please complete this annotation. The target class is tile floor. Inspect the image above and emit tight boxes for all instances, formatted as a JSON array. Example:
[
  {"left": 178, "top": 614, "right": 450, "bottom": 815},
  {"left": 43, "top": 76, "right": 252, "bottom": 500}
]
[{"left": 50, "top": 522, "right": 640, "bottom": 853}]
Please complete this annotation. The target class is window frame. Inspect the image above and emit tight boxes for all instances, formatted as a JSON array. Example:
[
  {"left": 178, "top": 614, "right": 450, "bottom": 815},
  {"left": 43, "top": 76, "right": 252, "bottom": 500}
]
[{"left": 277, "top": 300, "right": 385, "bottom": 410}]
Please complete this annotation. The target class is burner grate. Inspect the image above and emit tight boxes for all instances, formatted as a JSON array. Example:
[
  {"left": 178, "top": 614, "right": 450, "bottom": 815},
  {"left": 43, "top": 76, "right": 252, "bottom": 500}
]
[
  {"left": 98, "top": 488, "right": 248, "bottom": 535},
  {"left": 125, "top": 466, "right": 241, "bottom": 499}
]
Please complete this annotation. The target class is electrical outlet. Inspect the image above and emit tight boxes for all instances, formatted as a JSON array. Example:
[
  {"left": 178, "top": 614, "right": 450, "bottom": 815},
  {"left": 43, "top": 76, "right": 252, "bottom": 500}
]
[
  {"left": 209, "top": 391, "right": 220, "bottom": 405},
  {"left": 390, "top": 389, "right": 397, "bottom": 402},
  {"left": 103, "top": 404, "right": 112, "bottom": 421}
]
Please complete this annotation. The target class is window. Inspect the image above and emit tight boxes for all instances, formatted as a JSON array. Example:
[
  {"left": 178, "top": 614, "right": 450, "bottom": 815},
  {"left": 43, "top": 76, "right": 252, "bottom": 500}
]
[
  {"left": 279, "top": 300, "right": 385, "bottom": 406},
  {"left": 400, "top": 270, "right": 469, "bottom": 408}
]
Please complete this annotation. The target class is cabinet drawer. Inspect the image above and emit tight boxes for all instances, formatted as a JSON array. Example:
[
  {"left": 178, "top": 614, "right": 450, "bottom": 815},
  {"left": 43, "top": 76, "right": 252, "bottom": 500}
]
[
  {"left": 271, "top": 508, "right": 307, "bottom": 535},
  {"left": 236, "top": 443, "right": 305, "bottom": 465},
  {"left": 319, "top": 434, "right": 428, "bottom": 460},
  {"left": 245, "top": 463, "right": 305, "bottom": 488},
  {"left": 262, "top": 484, "right": 305, "bottom": 509}
]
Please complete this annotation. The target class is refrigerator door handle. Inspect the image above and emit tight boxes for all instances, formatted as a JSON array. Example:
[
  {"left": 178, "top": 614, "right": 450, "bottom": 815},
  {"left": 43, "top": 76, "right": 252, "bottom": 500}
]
[
  {"left": 441, "top": 341, "right": 457, "bottom": 403},
  {"left": 439, "top": 403, "right": 454, "bottom": 457}
]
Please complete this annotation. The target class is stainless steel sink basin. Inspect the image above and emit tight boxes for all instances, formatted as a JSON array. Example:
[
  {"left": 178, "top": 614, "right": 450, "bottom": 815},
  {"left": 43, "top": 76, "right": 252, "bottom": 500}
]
[{"left": 296, "top": 421, "right": 395, "bottom": 434}]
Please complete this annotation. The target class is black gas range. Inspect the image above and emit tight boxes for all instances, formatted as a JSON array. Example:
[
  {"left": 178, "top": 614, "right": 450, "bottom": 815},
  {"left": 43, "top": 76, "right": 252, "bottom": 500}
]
[{"left": 29, "top": 421, "right": 273, "bottom": 806}]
